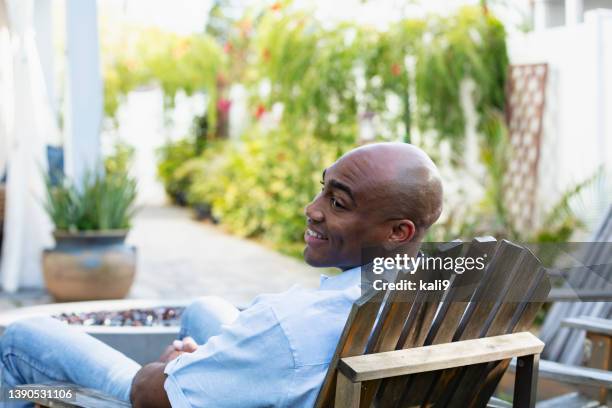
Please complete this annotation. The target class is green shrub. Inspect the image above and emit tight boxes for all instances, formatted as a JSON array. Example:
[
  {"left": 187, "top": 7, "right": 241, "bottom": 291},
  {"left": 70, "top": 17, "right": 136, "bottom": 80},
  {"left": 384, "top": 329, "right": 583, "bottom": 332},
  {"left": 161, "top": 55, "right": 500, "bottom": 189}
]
[
  {"left": 105, "top": 141, "right": 135, "bottom": 177},
  {"left": 156, "top": 138, "right": 198, "bottom": 204}
]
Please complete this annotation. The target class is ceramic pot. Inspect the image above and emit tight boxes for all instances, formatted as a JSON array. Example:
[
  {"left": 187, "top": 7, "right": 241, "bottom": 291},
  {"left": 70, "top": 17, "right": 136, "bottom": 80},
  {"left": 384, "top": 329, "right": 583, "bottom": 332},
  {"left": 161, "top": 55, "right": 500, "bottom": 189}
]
[{"left": 43, "top": 230, "right": 137, "bottom": 301}]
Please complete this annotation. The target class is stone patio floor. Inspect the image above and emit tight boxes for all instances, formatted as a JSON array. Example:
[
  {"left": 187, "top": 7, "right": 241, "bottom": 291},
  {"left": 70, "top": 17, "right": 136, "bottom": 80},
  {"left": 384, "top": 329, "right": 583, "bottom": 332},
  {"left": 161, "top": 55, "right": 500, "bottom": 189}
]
[{"left": 0, "top": 206, "right": 325, "bottom": 311}]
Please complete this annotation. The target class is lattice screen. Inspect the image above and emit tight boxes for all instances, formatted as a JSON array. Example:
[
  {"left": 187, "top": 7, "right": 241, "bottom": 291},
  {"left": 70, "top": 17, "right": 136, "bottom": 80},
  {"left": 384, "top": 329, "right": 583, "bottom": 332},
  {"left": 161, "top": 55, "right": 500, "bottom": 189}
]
[{"left": 504, "top": 64, "right": 548, "bottom": 234}]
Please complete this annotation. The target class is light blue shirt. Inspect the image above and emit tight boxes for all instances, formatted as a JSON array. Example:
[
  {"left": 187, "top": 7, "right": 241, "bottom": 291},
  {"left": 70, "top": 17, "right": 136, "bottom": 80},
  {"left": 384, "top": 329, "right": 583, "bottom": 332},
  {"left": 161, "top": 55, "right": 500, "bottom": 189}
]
[{"left": 164, "top": 267, "right": 362, "bottom": 407}]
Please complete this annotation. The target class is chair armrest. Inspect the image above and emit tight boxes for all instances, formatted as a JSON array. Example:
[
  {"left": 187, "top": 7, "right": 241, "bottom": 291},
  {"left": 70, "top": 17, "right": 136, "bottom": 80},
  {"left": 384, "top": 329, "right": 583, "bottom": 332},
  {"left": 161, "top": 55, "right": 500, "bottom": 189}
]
[
  {"left": 510, "top": 359, "right": 612, "bottom": 389},
  {"left": 561, "top": 316, "right": 612, "bottom": 336},
  {"left": 548, "top": 288, "right": 612, "bottom": 302},
  {"left": 21, "top": 382, "right": 130, "bottom": 408},
  {"left": 338, "top": 332, "right": 544, "bottom": 382}
]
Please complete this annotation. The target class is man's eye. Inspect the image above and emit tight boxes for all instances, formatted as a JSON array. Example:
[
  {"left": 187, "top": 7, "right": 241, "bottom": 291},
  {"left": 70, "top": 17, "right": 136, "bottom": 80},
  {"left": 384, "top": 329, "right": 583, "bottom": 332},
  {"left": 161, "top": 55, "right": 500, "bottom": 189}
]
[{"left": 330, "top": 197, "right": 345, "bottom": 209}]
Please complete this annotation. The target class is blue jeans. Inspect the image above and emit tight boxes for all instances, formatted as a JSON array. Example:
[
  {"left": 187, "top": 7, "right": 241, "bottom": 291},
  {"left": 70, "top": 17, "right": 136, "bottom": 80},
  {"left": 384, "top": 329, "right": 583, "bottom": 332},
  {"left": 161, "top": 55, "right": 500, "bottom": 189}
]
[{"left": 0, "top": 297, "right": 239, "bottom": 407}]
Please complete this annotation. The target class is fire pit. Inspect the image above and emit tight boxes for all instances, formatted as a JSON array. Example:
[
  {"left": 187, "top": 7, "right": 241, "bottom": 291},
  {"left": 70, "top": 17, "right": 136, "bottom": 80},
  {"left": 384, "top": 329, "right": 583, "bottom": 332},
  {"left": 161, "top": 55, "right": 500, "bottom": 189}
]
[
  {"left": 0, "top": 300, "right": 190, "bottom": 364},
  {"left": 54, "top": 307, "right": 184, "bottom": 327}
]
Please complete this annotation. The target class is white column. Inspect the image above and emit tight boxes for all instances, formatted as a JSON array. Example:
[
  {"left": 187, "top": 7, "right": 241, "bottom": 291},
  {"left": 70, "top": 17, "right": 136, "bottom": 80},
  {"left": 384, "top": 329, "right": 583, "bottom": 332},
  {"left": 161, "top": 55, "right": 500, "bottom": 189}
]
[
  {"left": 64, "top": 0, "right": 102, "bottom": 185},
  {"left": 33, "top": 0, "right": 54, "bottom": 116},
  {"left": 1, "top": 0, "right": 54, "bottom": 291},
  {"left": 565, "top": 0, "right": 584, "bottom": 26},
  {"left": 534, "top": 0, "right": 548, "bottom": 31},
  {"left": 586, "top": 10, "right": 612, "bottom": 215}
]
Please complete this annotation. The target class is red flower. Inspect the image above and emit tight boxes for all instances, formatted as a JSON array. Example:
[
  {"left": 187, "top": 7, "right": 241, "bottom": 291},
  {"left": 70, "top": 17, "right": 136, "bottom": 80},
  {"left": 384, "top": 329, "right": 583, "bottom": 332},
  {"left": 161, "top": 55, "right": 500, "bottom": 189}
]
[
  {"left": 391, "top": 63, "right": 401, "bottom": 77},
  {"left": 217, "top": 98, "right": 232, "bottom": 114},
  {"left": 224, "top": 42, "right": 233, "bottom": 53},
  {"left": 255, "top": 104, "right": 266, "bottom": 119}
]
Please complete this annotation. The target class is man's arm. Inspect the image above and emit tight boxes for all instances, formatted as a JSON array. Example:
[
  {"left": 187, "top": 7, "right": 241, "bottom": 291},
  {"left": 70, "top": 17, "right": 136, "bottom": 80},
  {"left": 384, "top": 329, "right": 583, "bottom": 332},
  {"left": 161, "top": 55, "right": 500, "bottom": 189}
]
[
  {"left": 130, "top": 337, "right": 198, "bottom": 407},
  {"left": 130, "top": 363, "right": 171, "bottom": 408}
]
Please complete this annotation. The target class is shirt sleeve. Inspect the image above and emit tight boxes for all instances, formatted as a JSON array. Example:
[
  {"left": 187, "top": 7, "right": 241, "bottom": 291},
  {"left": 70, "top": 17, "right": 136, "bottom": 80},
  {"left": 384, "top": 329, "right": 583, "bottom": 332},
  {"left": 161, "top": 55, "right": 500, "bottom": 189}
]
[{"left": 164, "top": 303, "right": 296, "bottom": 408}]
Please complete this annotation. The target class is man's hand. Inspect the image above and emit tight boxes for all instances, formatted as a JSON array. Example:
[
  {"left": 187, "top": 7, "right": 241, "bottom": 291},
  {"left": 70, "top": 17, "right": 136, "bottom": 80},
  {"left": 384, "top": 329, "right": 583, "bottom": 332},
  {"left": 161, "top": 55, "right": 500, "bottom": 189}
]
[
  {"left": 131, "top": 337, "right": 198, "bottom": 407},
  {"left": 158, "top": 337, "right": 198, "bottom": 363}
]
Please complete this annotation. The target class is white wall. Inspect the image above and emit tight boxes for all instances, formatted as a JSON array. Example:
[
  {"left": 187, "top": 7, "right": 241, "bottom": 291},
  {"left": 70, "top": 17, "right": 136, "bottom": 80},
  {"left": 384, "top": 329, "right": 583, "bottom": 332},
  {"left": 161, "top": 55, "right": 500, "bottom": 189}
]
[
  {"left": 535, "top": 0, "right": 612, "bottom": 28},
  {"left": 508, "top": 9, "right": 612, "bottom": 230}
]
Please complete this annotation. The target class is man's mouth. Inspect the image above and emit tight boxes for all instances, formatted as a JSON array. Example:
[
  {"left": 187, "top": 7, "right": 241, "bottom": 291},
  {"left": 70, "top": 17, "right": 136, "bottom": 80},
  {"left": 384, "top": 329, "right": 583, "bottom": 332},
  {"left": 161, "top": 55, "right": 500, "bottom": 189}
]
[{"left": 305, "top": 228, "right": 329, "bottom": 243}]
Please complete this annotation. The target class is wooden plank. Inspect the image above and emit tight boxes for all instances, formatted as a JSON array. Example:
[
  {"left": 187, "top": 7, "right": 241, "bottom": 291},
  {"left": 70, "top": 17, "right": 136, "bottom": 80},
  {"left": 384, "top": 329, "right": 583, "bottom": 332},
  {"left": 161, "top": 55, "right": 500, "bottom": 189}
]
[
  {"left": 361, "top": 240, "right": 464, "bottom": 406},
  {"left": 372, "top": 271, "right": 445, "bottom": 407},
  {"left": 456, "top": 242, "right": 528, "bottom": 340},
  {"left": 314, "top": 288, "right": 385, "bottom": 408},
  {"left": 441, "top": 252, "right": 544, "bottom": 408},
  {"left": 536, "top": 392, "right": 602, "bottom": 408},
  {"left": 334, "top": 371, "right": 360, "bottom": 408},
  {"left": 416, "top": 241, "right": 527, "bottom": 407},
  {"left": 562, "top": 316, "right": 612, "bottom": 337},
  {"left": 366, "top": 240, "right": 464, "bottom": 354},
  {"left": 358, "top": 258, "right": 433, "bottom": 406},
  {"left": 426, "top": 237, "right": 499, "bottom": 345},
  {"left": 559, "top": 303, "right": 612, "bottom": 365},
  {"left": 373, "top": 240, "right": 478, "bottom": 408},
  {"left": 548, "top": 288, "right": 612, "bottom": 302},
  {"left": 469, "top": 268, "right": 551, "bottom": 408},
  {"left": 376, "top": 238, "right": 498, "bottom": 408},
  {"left": 443, "top": 259, "right": 543, "bottom": 407},
  {"left": 24, "top": 383, "right": 130, "bottom": 408},
  {"left": 338, "top": 332, "right": 543, "bottom": 382},
  {"left": 532, "top": 359, "right": 612, "bottom": 388}
]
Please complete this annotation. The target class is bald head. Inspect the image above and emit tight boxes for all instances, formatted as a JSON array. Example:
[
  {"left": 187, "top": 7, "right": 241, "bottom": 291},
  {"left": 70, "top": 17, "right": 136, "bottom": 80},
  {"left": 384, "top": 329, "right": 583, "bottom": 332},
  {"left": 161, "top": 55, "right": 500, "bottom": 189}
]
[
  {"left": 337, "top": 142, "right": 443, "bottom": 239},
  {"left": 304, "top": 142, "right": 443, "bottom": 269}
]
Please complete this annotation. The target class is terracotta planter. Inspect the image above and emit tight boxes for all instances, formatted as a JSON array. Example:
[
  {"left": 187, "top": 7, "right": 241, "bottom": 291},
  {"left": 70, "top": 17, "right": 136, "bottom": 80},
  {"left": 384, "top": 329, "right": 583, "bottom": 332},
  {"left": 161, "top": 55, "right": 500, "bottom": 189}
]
[{"left": 43, "top": 230, "right": 137, "bottom": 301}]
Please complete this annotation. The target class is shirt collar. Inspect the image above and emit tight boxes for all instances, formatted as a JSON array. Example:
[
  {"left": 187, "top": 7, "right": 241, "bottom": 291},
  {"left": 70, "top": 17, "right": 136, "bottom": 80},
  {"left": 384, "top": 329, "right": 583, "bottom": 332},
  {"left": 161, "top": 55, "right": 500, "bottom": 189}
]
[{"left": 319, "top": 266, "right": 362, "bottom": 291}]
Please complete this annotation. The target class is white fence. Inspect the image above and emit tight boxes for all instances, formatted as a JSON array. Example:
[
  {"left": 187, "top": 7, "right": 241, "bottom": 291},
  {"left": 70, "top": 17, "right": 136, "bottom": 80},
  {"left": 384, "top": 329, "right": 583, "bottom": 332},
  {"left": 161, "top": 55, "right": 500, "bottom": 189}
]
[{"left": 508, "top": 9, "right": 612, "bottom": 232}]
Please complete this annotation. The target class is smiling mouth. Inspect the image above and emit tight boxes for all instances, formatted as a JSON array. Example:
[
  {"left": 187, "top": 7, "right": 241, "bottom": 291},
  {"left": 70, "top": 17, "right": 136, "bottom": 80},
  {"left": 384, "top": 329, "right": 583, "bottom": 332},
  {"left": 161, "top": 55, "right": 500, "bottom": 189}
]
[{"left": 305, "top": 228, "right": 329, "bottom": 241}]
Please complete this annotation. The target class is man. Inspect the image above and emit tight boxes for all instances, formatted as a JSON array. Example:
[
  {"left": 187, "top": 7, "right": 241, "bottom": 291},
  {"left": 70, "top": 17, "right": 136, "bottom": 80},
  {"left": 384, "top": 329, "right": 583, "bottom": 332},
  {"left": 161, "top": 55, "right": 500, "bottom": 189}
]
[{"left": 0, "top": 142, "right": 443, "bottom": 407}]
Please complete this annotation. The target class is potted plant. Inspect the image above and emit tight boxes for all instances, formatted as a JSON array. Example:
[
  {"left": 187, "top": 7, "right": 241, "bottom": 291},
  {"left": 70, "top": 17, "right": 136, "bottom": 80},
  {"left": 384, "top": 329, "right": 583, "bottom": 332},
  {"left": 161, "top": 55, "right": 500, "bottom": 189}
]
[{"left": 42, "top": 168, "right": 138, "bottom": 301}]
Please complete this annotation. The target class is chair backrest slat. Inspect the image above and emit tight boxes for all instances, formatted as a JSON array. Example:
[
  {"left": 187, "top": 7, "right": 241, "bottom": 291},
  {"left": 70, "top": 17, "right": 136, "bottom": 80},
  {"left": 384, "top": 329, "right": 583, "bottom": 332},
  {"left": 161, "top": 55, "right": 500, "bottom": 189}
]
[
  {"left": 437, "top": 254, "right": 547, "bottom": 407},
  {"left": 374, "top": 238, "right": 498, "bottom": 408},
  {"left": 314, "top": 288, "right": 385, "bottom": 408},
  {"left": 469, "top": 268, "right": 551, "bottom": 407},
  {"left": 358, "top": 242, "right": 463, "bottom": 407},
  {"left": 426, "top": 237, "right": 498, "bottom": 345},
  {"left": 402, "top": 241, "right": 530, "bottom": 407}
]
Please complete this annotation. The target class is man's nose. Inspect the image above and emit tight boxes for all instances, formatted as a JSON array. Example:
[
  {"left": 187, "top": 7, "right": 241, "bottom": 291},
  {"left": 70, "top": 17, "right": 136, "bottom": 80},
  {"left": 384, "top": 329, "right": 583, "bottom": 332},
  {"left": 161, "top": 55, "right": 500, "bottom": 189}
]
[{"left": 305, "top": 200, "right": 324, "bottom": 223}]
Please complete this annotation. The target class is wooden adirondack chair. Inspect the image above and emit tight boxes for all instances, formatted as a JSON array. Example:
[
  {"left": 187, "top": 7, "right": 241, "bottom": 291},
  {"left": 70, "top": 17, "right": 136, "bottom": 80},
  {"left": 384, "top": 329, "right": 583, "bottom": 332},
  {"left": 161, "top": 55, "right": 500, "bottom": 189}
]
[
  {"left": 513, "top": 315, "right": 612, "bottom": 408},
  {"left": 25, "top": 237, "right": 550, "bottom": 408},
  {"left": 540, "top": 204, "right": 612, "bottom": 366},
  {"left": 505, "top": 205, "right": 612, "bottom": 407}
]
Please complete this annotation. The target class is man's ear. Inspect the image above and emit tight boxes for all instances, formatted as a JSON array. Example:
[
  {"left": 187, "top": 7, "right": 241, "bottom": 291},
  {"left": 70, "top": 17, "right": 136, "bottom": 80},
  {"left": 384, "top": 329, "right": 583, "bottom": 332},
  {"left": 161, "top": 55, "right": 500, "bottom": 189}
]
[{"left": 388, "top": 219, "right": 416, "bottom": 243}]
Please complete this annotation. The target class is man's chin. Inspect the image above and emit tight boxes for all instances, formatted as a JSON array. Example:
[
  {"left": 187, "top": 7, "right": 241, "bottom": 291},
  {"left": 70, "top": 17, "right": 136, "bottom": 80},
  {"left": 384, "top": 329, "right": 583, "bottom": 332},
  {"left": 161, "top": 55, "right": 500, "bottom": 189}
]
[{"left": 303, "top": 247, "right": 331, "bottom": 267}]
